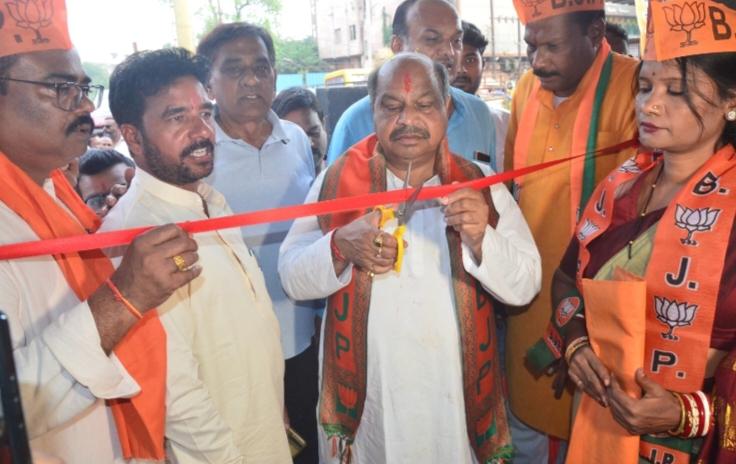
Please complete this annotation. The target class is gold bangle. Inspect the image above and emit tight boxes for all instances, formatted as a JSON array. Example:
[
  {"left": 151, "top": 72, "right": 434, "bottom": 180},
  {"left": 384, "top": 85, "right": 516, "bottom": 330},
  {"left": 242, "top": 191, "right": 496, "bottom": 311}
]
[
  {"left": 564, "top": 336, "right": 590, "bottom": 365},
  {"left": 668, "top": 392, "right": 686, "bottom": 436}
]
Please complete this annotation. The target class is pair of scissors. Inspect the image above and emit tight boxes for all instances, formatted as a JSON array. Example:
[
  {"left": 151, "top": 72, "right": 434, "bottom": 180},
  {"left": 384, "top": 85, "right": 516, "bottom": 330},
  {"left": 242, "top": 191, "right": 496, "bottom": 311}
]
[{"left": 375, "top": 161, "right": 423, "bottom": 273}]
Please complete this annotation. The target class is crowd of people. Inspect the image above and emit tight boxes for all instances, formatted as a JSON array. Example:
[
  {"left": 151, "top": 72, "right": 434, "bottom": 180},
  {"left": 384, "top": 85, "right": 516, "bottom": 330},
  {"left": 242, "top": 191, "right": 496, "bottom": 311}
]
[{"left": 0, "top": 0, "right": 735, "bottom": 463}]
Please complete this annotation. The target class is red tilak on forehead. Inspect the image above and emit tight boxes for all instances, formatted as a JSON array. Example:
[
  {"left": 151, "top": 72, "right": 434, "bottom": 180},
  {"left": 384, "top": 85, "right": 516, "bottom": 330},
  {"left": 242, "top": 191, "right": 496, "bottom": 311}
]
[{"left": 403, "top": 73, "right": 412, "bottom": 93}]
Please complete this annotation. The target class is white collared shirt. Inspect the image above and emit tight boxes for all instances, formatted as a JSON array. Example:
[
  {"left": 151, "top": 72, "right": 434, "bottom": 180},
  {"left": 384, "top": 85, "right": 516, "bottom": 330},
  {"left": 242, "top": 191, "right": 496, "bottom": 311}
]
[
  {"left": 101, "top": 169, "right": 290, "bottom": 464},
  {"left": 207, "top": 111, "right": 318, "bottom": 359}
]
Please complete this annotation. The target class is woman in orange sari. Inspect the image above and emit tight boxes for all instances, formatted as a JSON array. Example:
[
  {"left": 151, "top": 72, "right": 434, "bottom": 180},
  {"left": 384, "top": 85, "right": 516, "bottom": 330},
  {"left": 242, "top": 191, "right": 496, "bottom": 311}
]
[{"left": 549, "top": 11, "right": 736, "bottom": 463}]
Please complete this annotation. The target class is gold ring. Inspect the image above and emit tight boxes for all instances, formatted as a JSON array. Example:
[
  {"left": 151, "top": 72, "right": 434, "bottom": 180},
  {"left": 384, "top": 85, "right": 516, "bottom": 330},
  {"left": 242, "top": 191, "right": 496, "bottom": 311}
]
[
  {"left": 372, "top": 233, "right": 384, "bottom": 248},
  {"left": 172, "top": 254, "right": 187, "bottom": 272}
]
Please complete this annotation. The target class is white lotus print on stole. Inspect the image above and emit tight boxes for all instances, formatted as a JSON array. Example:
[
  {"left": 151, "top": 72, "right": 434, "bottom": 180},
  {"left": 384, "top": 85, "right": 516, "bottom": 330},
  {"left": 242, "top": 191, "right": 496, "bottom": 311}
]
[
  {"left": 577, "top": 219, "right": 599, "bottom": 242},
  {"left": 618, "top": 158, "right": 641, "bottom": 174},
  {"left": 654, "top": 296, "right": 697, "bottom": 340},
  {"left": 674, "top": 205, "right": 720, "bottom": 245}
]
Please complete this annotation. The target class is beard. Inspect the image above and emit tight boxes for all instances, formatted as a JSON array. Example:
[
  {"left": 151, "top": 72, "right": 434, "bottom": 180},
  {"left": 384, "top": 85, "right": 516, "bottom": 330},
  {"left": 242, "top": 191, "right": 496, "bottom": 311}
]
[{"left": 141, "top": 136, "right": 214, "bottom": 186}]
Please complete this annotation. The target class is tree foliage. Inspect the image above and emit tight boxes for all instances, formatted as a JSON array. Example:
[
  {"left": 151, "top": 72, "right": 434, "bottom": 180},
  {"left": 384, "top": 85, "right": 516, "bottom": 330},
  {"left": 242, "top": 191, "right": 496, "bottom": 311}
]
[
  {"left": 274, "top": 37, "right": 324, "bottom": 74},
  {"left": 84, "top": 62, "right": 111, "bottom": 88},
  {"left": 200, "top": 0, "right": 281, "bottom": 33}
]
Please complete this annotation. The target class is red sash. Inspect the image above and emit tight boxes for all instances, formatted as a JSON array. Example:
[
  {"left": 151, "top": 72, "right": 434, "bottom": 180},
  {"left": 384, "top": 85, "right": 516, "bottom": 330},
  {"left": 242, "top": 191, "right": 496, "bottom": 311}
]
[
  {"left": 575, "top": 145, "right": 736, "bottom": 462},
  {"left": 0, "top": 152, "right": 167, "bottom": 461},
  {"left": 317, "top": 135, "right": 511, "bottom": 463}
]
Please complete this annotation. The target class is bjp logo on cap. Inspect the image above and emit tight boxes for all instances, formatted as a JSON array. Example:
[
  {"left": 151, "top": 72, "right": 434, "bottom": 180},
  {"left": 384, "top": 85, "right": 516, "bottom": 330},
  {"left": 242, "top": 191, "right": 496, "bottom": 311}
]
[
  {"left": 5, "top": 0, "right": 56, "bottom": 44},
  {"left": 663, "top": 1, "right": 707, "bottom": 47}
]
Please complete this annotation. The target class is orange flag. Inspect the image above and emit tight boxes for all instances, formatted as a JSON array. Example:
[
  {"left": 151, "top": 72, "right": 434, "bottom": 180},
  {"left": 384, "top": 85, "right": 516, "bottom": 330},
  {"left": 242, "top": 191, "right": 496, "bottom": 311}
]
[
  {"left": 0, "top": 0, "right": 72, "bottom": 58},
  {"left": 646, "top": 0, "right": 736, "bottom": 60},
  {"left": 512, "top": 0, "right": 604, "bottom": 25}
]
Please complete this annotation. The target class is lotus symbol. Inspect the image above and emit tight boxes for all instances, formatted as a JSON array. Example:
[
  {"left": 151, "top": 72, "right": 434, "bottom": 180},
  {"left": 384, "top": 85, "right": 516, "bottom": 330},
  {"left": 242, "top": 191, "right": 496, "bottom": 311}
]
[
  {"left": 577, "top": 219, "right": 600, "bottom": 242},
  {"left": 337, "top": 384, "right": 357, "bottom": 410},
  {"left": 654, "top": 296, "right": 697, "bottom": 340},
  {"left": 618, "top": 158, "right": 641, "bottom": 174},
  {"left": 675, "top": 204, "right": 719, "bottom": 245},
  {"left": 663, "top": 1, "right": 707, "bottom": 48},
  {"left": 5, "top": 0, "right": 55, "bottom": 44},
  {"left": 521, "top": 0, "right": 545, "bottom": 17}
]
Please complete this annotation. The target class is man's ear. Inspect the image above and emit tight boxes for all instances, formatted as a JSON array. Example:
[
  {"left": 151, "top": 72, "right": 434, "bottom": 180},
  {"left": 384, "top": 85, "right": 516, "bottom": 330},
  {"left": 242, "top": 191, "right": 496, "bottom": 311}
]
[
  {"left": 588, "top": 18, "right": 606, "bottom": 49},
  {"left": 120, "top": 124, "right": 143, "bottom": 162},
  {"left": 390, "top": 35, "right": 404, "bottom": 54}
]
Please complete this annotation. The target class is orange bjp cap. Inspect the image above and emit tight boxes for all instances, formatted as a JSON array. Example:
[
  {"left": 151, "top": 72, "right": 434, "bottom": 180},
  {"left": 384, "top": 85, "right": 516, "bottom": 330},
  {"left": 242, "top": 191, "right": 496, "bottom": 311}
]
[
  {"left": 512, "top": 0, "right": 605, "bottom": 25},
  {"left": 644, "top": 0, "right": 736, "bottom": 60},
  {"left": 0, "top": 0, "right": 72, "bottom": 58}
]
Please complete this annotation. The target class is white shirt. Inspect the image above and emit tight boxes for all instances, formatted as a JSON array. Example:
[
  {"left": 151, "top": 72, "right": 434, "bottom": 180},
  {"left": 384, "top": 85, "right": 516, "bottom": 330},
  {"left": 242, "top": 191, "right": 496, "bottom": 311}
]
[
  {"left": 0, "top": 179, "right": 139, "bottom": 463},
  {"left": 101, "top": 169, "right": 291, "bottom": 464},
  {"left": 279, "top": 165, "right": 541, "bottom": 464},
  {"left": 207, "top": 111, "right": 318, "bottom": 359}
]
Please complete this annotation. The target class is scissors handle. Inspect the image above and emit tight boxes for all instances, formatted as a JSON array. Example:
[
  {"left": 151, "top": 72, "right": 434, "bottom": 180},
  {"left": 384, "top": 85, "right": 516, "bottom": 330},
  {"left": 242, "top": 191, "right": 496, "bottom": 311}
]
[
  {"left": 376, "top": 206, "right": 396, "bottom": 229},
  {"left": 375, "top": 206, "right": 407, "bottom": 273},
  {"left": 393, "top": 225, "right": 407, "bottom": 273}
]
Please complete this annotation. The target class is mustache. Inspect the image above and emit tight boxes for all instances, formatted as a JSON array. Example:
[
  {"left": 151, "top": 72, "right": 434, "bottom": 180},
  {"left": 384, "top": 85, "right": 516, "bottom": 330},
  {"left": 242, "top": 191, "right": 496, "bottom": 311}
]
[
  {"left": 181, "top": 139, "right": 215, "bottom": 158},
  {"left": 66, "top": 114, "right": 94, "bottom": 136},
  {"left": 533, "top": 68, "right": 559, "bottom": 79},
  {"left": 390, "top": 126, "right": 430, "bottom": 141}
]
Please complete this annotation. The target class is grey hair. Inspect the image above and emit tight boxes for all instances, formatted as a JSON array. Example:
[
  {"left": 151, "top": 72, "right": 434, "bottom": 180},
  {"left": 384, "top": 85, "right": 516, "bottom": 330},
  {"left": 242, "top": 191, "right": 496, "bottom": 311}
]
[{"left": 367, "top": 53, "right": 450, "bottom": 108}]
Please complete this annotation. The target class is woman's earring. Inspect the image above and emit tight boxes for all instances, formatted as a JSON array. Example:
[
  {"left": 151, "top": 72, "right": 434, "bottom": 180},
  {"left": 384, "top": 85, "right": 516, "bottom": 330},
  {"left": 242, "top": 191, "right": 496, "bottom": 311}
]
[{"left": 727, "top": 110, "right": 736, "bottom": 122}]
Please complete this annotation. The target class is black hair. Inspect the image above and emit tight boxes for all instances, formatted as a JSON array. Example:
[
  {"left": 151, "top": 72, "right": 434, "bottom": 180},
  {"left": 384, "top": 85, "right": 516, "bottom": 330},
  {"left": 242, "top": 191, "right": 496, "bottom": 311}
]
[
  {"left": 197, "top": 22, "right": 276, "bottom": 66},
  {"left": 79, "top": 149, "right": 134, "bottom": 176},
  {"left": 367, "top": 54, "right": 449, "bottom": 107},
  {"left": 0, "top": 55, "right": 20, "bottom": 95},
  {"left": 567, "top": 10, "right": 606, "bottom": 34},
  {"left": 272, "top": 87, "right": 324, "bottom": 121},
  {"left": 462, "top": 21, "right": 488, "bottom": 55},
  {"left": 108, "top": 47, "right": 210, "bottom": 128},
  {"left": 605, "top": 22, "right": 628, "bottom": 41},
  {"left": 392, "top": 0, "right": 421, "bottom": 38},
  {"left": 676, "top": 53, "right": 736, "bottom": 147}
]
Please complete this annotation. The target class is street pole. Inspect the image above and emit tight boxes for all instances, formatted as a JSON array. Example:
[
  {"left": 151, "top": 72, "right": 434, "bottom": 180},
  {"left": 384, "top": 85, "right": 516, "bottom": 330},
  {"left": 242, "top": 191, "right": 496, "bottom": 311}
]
[
  {"left": 489, "top": 0, "right": 496, "bottom": 75},
  {"left": 173, "top": 0, "right": 195, "bottom": 52}
]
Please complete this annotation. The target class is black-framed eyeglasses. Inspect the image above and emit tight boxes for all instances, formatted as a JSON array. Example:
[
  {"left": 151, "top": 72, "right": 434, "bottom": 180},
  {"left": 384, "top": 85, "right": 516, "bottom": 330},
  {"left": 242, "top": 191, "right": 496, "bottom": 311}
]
[{"left": 0, "top": 77, "right": 104, "bottom": 111}]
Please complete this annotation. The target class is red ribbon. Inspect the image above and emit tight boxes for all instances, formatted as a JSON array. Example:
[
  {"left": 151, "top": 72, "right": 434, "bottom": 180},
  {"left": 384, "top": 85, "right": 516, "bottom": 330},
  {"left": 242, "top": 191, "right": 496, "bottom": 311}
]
[{"left": 0, "top": 140, "right": 636, "bottom": 261}]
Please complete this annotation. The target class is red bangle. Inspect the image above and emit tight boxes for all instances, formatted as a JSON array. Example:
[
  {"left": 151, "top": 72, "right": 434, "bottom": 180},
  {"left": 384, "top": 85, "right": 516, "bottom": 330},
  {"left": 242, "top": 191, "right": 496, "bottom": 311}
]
[
  {"left": 105, "top": 278, "right": 143, "bottom": 320},
  {"left": 330, "top": 228, "right": 346, "bottom": 262}
]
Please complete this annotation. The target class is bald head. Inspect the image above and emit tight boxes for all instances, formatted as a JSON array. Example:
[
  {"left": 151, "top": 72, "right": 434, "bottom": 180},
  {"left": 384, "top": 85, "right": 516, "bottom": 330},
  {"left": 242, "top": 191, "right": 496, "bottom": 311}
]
[
  {"left": 369, "top": 53, "right": 449, "bottom": 165},
  {"left": 391, "top": 0, "right": 463, "bottom": 78},
  {"left": 368, "top": 53, "right": 449, "bottom": 108}
]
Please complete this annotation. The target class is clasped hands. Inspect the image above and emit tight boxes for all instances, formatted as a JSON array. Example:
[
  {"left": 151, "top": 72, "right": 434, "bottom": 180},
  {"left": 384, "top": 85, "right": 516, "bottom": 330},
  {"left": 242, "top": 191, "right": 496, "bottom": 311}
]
[
  {"left": 331, "top": 187, "right": 490, "bottom": 275},
  {"left": 566, "top": 347, "right": 681, "bottom": 435}
]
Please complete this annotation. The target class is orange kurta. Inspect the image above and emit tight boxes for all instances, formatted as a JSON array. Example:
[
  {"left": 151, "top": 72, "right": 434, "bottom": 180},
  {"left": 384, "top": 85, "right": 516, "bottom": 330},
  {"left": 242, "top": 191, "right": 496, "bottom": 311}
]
[{"left": 504, "top": 52, "right": 639, "bottom": 439}]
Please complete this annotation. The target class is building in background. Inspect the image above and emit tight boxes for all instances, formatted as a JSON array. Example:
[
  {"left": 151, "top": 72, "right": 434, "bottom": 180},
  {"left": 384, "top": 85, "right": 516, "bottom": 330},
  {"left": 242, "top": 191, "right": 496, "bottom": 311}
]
[{"left": 313, "top": 0, "right": 637, "bottom": 79}]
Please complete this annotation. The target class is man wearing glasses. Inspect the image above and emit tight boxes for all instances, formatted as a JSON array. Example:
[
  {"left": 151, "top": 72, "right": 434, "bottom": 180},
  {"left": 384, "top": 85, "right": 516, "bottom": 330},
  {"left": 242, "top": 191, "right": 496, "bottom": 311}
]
[{"left": 0, "top": 16, "right": 200, "bottom": 464}]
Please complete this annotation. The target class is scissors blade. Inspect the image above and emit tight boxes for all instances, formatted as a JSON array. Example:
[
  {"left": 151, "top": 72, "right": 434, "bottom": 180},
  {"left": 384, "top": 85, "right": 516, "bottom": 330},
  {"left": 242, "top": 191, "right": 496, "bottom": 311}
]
[{"left": 398, "top": 184, "right": 423, "bottom": 226}]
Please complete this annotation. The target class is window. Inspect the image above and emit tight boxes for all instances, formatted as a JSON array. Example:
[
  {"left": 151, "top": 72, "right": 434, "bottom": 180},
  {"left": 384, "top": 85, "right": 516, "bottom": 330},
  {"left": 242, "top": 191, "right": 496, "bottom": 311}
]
[
  {"left": 349, "top": 25, "right": 357, "bottom": 41},
  {"left": 334, "top": 28, "right": 342, "bottom": 44}
]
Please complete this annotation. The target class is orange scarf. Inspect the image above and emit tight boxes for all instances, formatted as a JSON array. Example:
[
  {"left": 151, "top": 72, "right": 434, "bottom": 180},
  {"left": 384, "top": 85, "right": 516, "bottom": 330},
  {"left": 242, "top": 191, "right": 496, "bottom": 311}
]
[
  {"left": 317, "top": 135, "right": 511, "bottom": 463},
  {"left": 574, "top": 145, "right": 736, "bottom": 462},
  {"left": 513, "top": 40, "right": 614, "bottom": 233},
  {"left": 0, "top": 152, "right": 167, "bottom": 461}
]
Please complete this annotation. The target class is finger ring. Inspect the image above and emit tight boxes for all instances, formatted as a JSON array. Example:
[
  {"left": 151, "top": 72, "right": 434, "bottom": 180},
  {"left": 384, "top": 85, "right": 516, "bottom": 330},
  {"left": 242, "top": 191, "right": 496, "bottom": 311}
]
[
  {"left": 172, "top": 254, "right": 187, "bottom": 272},
  {"left": 372, "top": 233, "right": 384, "bottom": 248}
]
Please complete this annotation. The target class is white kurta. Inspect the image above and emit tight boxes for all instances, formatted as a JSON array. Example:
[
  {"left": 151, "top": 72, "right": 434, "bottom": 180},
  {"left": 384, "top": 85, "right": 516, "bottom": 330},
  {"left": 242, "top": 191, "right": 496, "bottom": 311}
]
[
  {"left": 101, "top": 170, "right": 291, "bottom": 464},
  {"left": 0, "top": 180, "right": 140, "bottom": 463},
  {"left": 279, "top": 166, "right": 541, "bottom": 464}
]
